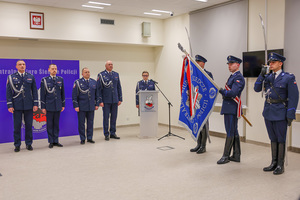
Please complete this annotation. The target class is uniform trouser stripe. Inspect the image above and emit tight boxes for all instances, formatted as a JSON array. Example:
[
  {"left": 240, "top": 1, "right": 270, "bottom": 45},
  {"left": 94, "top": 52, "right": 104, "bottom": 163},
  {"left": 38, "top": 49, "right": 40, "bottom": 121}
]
[
  {"left": 13, "top": 110, "right": 33, "bottom": 147},
  {"left": 46, "top": 111, "right": 61, "bottom": 143},
  {"left": 224, "top": 114, "right": 239, "bottom": 137},
  {"left": 77, "top": 110, "right": 95, "bottom": 141}
]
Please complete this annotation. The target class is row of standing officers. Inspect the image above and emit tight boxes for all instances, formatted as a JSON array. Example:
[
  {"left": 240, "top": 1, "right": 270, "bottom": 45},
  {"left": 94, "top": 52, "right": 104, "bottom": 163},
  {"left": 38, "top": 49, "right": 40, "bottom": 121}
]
[
  {"left": 6, "top": 53, "right": 299, "bottom": 175},
  {"left": 6, "top": 60, "right": 123, "bottom": 152}
]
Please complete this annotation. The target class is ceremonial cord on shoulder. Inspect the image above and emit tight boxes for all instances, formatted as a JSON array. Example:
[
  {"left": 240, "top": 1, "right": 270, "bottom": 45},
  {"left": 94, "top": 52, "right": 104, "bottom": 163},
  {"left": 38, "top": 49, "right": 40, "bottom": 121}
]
[
  {"left": 43, "top": 78, "right": 55, "bottom": 94},
  {"left": 8, "top": 75, "right": 24, "bottom": 99},
  {"left": 99, "top": 73, "right": 112, "bottom": 88},
  {"left": 76, "top": 80, "right": 89, "bottom": 94}
]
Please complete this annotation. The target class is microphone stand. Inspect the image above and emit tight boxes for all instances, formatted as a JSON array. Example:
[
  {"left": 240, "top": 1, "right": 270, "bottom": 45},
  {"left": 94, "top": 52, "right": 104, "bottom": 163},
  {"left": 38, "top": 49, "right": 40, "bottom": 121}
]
[{"left": 154, "top": 81, "right": 185, "bottom": 141}]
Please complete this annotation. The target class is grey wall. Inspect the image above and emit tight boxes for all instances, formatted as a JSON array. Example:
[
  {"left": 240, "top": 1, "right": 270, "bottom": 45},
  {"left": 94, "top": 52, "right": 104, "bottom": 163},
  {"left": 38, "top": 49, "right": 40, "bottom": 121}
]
[
  {"left": 284, "top": 0, "right": 300, "bottom": 110},
  {"left": 189, "top": 0, "right": 248, "bottom": 104}
]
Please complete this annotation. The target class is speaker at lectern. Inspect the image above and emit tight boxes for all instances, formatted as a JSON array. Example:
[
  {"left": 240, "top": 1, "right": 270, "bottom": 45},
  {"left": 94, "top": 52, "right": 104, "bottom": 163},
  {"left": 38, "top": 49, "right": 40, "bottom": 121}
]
[{"left": 137, "top": 90, "right": 159, "bottom": 138}]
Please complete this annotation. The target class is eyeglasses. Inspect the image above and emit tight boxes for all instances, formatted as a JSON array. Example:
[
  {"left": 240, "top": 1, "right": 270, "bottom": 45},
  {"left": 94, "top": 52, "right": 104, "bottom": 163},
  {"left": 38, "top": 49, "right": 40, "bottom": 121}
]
[{"left": 142, "top": 75, "right": 149, "bottom": 77}]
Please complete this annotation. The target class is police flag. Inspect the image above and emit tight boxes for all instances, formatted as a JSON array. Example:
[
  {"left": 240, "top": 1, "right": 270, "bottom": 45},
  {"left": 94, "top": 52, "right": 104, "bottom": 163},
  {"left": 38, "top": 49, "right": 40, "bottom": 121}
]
[{"left": 179, "top": 55, "right": 219, "bottom": 141}]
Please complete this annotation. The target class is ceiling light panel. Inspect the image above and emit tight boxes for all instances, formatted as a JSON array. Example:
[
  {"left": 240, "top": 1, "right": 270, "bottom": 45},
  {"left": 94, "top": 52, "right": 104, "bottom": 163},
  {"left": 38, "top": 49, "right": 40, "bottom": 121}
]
[
  {"left": 88, "top": 1, "right": 111, "bottom": 6},
  {"left": 82, "top": 5, "right": 104, "bottom": 9}
]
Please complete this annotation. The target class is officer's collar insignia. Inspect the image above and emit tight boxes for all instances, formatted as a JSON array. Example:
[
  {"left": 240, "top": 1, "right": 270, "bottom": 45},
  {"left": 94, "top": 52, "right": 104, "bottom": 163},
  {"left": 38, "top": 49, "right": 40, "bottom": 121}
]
[{"left": 271, "top": 53, "right": 273, "bottom": 56}]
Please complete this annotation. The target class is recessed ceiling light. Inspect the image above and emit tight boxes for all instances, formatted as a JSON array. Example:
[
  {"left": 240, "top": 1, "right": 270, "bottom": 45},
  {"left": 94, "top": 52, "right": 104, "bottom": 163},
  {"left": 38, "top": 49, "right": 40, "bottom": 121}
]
[
  {"left": 152, "top": 9, "right": 172, "bottom": 14},
  {"left": 82, "top": 5, "right": 104, "bottom": 9},
  {"left": 88, "top": 1, "right": 111, "bottom": 6},
  {"left": 195, "top": 0, "right": 208, "bottom": 2},
  {"left": 144, "top": 12, "right": 162, "bottom": 16}
]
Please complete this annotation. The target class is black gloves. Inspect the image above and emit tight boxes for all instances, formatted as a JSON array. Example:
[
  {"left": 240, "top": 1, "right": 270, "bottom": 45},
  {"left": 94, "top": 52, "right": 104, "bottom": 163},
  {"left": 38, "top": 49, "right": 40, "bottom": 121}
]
[
  {"left": 287, "top": 118, "right": 293, "bottom": 126},
  {"left": 260, "top": 65, "right": 268, "bottom": 76},
  {"left": 219, "top": 88, "right": 225, "bottom": 95}
]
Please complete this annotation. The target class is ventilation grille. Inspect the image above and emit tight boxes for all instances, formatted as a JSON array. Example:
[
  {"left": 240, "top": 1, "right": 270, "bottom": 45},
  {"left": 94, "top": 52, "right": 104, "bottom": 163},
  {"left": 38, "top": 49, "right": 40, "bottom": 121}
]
[{"left": 100, "top": 19, "right": 115, "bottom": 25}]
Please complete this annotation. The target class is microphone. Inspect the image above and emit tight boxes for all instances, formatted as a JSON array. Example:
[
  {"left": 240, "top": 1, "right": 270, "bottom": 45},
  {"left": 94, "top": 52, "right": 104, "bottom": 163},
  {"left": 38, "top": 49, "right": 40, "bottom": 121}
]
[{"left": 150, "top": 79, "right": 158, "bottom": 84}]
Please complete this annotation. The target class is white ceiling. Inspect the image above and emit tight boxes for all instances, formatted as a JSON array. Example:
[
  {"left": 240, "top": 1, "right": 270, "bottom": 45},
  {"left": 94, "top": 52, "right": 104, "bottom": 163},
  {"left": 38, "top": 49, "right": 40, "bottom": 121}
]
[{"left": 2, "top": 0, "right": 231, "bottom": 19}]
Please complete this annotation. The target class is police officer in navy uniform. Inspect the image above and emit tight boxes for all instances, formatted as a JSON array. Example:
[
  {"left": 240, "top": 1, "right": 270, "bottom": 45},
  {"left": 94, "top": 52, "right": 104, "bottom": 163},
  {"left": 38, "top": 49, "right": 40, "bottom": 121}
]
[
  {"left": 217, "top": 55, "right": 245, "bottom": 164},
  {"left": 40, "top": 64, "right": 65, "bottom": 148},
  {"left": 190, "top": 55, "right": 213, "bottom": 154},
  {"left": 97, "top": 60, "right": 122, "bottom": 141},
  {"left": 135, "top": 71, "right": 155, "bottom": 109},
  {"left": 254, "top": 52, "right": 299, "bottom": 175},
  {"left": 72, "top": 67, "right": 99, "bottom": 144},
  {"left": 6, "top": 60, "right": 38, "bottom": 152}
]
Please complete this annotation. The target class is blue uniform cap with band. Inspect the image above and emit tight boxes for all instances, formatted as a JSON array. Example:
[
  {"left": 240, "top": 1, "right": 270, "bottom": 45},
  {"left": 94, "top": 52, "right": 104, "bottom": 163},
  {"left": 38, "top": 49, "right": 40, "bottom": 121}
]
[
  {"left": 227, "top": 55, "right": 242, "bottom": 64},
  {"left": 268, "top": 52, "right": 286, "bottom": 62},
  {"left": 195, "top": 55, "right": 207, "bottom": 63}
]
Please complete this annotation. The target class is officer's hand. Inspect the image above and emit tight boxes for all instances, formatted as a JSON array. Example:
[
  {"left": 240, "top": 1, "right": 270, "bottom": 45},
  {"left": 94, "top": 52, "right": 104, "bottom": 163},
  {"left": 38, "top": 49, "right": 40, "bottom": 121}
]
[
  {"left": 218, "top": 88, "right": 225, "bottom": 95},
  {"left": 95, "top": 106, "right": 99, "bottom": 110},
  {"left": 75, "top": 107, "right": 79, "bottom": 112},
  {"left": 42, "top": 109, "right": 47, "bottom": 114},
  {"left": 61, "top": 107, "right": 65, "bottom": 112},
  {"left": 287, "top": 118, "right": 293, "bottom": 126},
  {"left": 100, "top": 103, "right": 104, "bottom": 107},
  {"left": 260, "top": 65, "right": 269, "bottom": 77},
  {"left": 118, "top": 101, "right": 122, "bottom": 106},
  {"left": 33, "top": 106, "right": 38, "bottom": 112},
  {"left": 8, "top": 108, "right": 14, "bottom": 113},
  {"left": 136, "top": 105, "right": 139, "bottom": 109}
]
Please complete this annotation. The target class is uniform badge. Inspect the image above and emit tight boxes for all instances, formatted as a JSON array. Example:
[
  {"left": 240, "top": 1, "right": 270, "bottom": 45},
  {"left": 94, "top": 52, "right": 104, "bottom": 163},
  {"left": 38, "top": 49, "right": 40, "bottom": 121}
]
[
  {"left": 294, "top": 81, "right": 297, "bottom": 85},
  {"left": 27, "top": 78, "right": 32, "bottom": 81},
  {"left": 236, "top": 80, "right": 240, "bottom": 83},
  {"left": 73, "top": 84, "right": 76, "bottom": 88}
]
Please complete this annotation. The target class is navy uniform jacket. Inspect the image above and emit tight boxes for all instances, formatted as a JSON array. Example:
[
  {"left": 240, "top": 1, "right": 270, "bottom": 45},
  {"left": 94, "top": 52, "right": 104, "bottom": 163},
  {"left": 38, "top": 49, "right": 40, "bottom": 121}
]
[
  {"left": 220, "top": 71, "right": 245, "bottom": 115},
  {"left": 40, "top": 76, "right": 65, "bottom": 112},
  {"left": 135, "top": 79, "right": 155, "bottom": 105},
  {"left": 254, "top": 71, "right": 299, "bottom": 121},
  {"left": 204, "top": 69, "right": 213, "bottom": 80},
  {"left": 97, "top": 70, "right": 122, "bottom": 104},
  {"left": 72, "top": 78, "right": 99, "bottom": 111},
  {"left": 6, "top": 72, "right": 38, "bottom": 110}
]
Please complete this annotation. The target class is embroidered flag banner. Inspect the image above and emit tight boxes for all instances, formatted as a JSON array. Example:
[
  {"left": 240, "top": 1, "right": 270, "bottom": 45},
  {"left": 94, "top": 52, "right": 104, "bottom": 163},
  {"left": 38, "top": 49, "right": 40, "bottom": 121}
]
[
  {"left": 179, "top": 55, "right": 219, "bottom": 140},
  {"left": 0, "top": 59, "right": 79, "bottom": 143}
]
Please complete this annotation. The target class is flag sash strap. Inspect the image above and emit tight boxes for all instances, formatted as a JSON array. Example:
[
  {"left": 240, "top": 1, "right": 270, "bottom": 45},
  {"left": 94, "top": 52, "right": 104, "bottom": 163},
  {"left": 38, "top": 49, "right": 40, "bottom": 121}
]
[
  {"left": 225, "top": 84, "right": 242, "bottom": 118},
  {"left": 180, "top": 56, "right": 193, "bottom": 116}
]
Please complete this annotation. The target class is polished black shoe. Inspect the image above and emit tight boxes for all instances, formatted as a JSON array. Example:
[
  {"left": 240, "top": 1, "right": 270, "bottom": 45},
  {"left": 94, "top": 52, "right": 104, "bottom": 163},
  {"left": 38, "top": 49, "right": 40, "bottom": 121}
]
[
  {"left": 273, "top": 165, "right": 284, "bottom": 175},
  {"left": 87, "top": 139, "right": 95, "bottom": 143},
  {"left": 80, "top": 140, "right": 85, "bottom": 145},
  {"left": 26, "top": 145, "right": 33, "bottom": 151},
  {"left": 105, "top": 136, "right": 110, "bottom": 141},
  {"left": 110, "top": 134, "right": 120, "bottom": 139},
  {"left": 217, "top": 156, "right": 230, "bottom": 164},
  {"left": 53, "top": 143, "right": 63, "bottom": 147},
  {"left": 263, "top": 161, "right": 277, "bottom": 171},
  {"left": 14, "top": 146, "right": 20, "bottom": 152},
  {"left": 190, "top": 144, "right": 200, "bottom": 152},
  {"left": 49, "top": 143, "right": 54, "bottom": 148},
  {"left": 229, "top": 155, "right": 240, "bottom": 162},
  {"left": 196, "top": 146, "right": 206, "bottom": 154}
]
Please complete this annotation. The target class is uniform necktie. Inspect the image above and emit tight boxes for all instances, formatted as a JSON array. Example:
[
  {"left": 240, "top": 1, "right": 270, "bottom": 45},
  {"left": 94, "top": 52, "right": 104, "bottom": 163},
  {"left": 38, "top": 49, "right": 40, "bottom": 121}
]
[
  {"left": 86, "top": 79, "right": 89, "bottom": 84},
  {"left": 53, "top": 76, "right": 56, "bottom": 81},
  {"left": 272, "top": 73, "right": 276, "bottom": 83}
]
